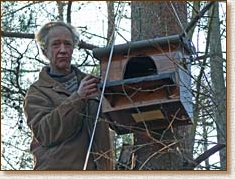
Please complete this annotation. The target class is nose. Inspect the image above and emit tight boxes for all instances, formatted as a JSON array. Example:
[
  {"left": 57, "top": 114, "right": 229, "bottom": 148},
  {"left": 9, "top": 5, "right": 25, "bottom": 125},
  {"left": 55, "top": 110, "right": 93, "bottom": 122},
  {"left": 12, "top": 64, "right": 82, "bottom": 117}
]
[{"left": 59, "top": 43, "right": 66, "bottom": 53}]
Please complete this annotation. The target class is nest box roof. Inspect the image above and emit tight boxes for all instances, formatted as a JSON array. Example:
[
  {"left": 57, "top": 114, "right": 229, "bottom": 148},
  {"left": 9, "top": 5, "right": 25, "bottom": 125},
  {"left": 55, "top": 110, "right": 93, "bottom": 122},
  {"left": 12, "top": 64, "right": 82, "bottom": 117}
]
[{"left": 92, "top": 34, "right": 194, "bottom": 60}]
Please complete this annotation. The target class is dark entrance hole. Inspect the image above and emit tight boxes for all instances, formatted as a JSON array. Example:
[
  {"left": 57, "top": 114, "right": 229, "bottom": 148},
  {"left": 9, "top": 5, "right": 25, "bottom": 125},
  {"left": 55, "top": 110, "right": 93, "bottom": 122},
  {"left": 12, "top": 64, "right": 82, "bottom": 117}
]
[{"left": 124, "top": 56, "right": 157, "bottom": 79}]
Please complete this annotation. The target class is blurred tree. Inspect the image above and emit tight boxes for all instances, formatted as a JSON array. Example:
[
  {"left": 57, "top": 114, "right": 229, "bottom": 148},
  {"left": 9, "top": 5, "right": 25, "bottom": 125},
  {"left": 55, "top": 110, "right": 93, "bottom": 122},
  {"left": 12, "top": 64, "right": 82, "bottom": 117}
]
[{"left": 208, "top": 1, "right": 226, "bottom": 169}]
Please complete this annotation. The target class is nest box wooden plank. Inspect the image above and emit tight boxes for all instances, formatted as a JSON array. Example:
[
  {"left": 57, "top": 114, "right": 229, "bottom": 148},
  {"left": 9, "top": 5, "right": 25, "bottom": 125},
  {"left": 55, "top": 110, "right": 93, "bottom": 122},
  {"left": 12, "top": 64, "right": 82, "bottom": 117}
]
[{"left": 93, "top": 34, "right": 194, "bottom": 134}]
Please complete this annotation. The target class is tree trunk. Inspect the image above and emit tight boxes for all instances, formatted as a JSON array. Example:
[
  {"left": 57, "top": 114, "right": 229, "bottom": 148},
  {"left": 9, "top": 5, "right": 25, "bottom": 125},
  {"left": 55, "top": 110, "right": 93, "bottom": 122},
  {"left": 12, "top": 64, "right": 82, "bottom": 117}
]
[
  {"left": 209, "top": 2, "right": 226, "bottom": 170},
  {"left": 131, "top": 1, "right": 194, "bottom": 170},
  {"left": 107, "top": 1, "right": 115, "bottom": 45},
  {"left": 131, "top": 1, "right": 187, "bottom": 41},
  {"left": 56, "top": 1, "right": 64, "bottom": 21}
]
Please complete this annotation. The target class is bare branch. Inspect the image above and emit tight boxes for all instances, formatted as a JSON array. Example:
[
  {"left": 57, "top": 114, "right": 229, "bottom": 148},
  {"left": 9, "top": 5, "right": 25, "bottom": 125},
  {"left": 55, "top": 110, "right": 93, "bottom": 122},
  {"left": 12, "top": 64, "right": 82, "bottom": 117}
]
[
  {"left": 1, "top": 31, "right": 100, "bottom": 50},
  {"left": 1, "top": 31, "right": 35, "bottom": 39},
  {"left": 78, "top": 40, "right": 99, "bottom": 50},
  {"left": 184, "top": 143, "right": 226, "bottom": 169},
  {"left": 186, "top": 1, "right": 215, "bottom": 34},
  {"left": 67, "top": 1, "right": 72, "bottom": 23},
  {"left": 1, "top": 1, "right": 42, "bottom": 17}
]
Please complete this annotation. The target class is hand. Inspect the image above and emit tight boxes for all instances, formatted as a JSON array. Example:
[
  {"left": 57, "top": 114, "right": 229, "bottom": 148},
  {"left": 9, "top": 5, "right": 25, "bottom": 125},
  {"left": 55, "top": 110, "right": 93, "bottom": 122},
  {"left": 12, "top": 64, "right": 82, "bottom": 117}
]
[{"left": 77, "top": 75, "right": 100, "bottom": 99}]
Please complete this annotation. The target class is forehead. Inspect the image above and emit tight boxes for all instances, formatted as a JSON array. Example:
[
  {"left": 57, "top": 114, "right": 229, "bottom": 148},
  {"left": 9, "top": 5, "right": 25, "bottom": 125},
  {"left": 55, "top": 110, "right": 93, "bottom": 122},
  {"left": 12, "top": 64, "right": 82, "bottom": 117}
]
[{"left": 47, "top": 26, "right": 73, "bottom": 42}]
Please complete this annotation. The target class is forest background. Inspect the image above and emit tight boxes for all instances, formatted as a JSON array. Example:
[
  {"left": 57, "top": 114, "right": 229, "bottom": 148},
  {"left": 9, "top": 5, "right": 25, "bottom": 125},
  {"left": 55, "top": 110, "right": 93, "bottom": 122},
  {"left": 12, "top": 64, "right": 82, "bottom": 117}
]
[{"left": 1, "top": 0, "right": 228, "bottom": 173}]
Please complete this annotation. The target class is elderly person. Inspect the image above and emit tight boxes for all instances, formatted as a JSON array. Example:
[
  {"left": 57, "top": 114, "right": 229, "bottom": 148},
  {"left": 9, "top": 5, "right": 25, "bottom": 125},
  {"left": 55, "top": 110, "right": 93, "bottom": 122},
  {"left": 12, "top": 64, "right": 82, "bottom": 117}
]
[{"left": 23, "top": 21, "right": 113, "bottom": 170}]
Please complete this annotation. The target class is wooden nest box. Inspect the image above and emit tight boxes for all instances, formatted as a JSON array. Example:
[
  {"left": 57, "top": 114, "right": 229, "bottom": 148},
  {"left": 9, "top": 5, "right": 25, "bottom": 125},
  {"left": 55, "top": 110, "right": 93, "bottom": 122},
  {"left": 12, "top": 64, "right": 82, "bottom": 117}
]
[{"left": 93, "top": 34, "right": 194, "bottom": 134}]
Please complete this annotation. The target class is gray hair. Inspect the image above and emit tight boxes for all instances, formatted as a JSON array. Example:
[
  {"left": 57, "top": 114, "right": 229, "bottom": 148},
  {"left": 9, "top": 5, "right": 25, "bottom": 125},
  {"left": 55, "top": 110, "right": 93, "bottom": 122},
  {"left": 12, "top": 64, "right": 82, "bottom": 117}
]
[{"left": 35, "top": 21, "right": 79, "bottom": 51}]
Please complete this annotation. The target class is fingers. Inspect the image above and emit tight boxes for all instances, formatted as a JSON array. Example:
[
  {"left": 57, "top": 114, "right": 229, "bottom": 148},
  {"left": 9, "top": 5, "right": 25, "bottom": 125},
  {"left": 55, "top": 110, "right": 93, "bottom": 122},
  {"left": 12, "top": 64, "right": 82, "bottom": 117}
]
[
  {"left": 77, "top": 75, "right": 100, "bottom": 99},
  {"left": 83, "top": 75, "right": 100, "bottom": 85}
]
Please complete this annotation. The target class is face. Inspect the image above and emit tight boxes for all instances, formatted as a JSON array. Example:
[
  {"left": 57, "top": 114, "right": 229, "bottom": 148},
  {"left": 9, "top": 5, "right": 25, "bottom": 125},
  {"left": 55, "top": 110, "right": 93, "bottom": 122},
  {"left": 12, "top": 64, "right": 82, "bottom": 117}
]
[{"left": 44, "top": 26, "right": 74, "bottom": 75}]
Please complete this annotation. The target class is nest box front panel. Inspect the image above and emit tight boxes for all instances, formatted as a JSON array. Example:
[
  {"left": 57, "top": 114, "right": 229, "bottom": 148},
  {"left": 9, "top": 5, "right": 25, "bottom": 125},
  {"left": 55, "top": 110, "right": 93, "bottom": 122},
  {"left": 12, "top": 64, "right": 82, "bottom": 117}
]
[
  {"left": 95, "top": 35, "right": 194, "bottom": 134},
  {"left": 100, "top": 60, "right": 192, "bottom": 134},
  {"left": 100, "top": 55, "right": 128, "bottom": 81}
]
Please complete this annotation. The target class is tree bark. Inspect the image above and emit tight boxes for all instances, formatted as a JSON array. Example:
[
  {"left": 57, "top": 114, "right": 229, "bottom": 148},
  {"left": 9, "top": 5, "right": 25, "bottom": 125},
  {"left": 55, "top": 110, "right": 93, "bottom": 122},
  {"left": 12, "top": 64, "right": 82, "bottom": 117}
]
[
  {"left": 131, "top": 1, "right": 194, "bottom": 170},
  {"left": 131, "top": 1, "right": 186, "bottom": 41},
  {"left": 106, "top": 1, "right": 115, "bottom": 45}
]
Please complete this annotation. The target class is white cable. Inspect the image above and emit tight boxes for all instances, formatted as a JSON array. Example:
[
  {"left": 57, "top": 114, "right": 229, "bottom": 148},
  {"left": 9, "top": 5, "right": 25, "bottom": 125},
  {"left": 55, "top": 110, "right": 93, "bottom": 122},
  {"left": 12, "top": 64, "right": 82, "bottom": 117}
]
[
  {"left": 170, "top": 1, "right": 197, "bottom": 57},
  {"left": 83, "top": 3, "right": 126, "bottom": 170}
]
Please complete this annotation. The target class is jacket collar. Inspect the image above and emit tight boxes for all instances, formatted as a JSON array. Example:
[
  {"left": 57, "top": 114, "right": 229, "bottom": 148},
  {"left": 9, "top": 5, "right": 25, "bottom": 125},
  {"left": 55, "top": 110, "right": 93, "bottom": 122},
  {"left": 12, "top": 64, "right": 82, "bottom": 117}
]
[{"left": 37, "top": 65, "right": 85, "bottom": 89}]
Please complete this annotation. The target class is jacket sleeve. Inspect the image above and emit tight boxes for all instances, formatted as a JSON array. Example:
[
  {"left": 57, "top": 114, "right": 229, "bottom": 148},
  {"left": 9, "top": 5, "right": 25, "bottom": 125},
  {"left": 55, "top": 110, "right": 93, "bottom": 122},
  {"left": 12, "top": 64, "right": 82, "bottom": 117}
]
[{"left": 24, "top": 85, "right": 86, "bottom": 147}]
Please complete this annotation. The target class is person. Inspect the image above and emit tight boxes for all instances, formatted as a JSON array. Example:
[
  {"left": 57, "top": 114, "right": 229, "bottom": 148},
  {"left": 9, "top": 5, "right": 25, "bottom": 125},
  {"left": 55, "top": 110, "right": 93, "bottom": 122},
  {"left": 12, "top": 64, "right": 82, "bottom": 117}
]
[{"left": 23, "top": 21, "right": 113, "bottom": 170}]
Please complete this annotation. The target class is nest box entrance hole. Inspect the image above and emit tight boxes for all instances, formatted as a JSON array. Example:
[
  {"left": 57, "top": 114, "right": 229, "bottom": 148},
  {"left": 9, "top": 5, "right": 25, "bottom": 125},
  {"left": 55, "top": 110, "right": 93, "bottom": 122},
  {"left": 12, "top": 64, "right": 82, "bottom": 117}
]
[{"left": 124, "top": 56, "right": 157, "bottom": 79}]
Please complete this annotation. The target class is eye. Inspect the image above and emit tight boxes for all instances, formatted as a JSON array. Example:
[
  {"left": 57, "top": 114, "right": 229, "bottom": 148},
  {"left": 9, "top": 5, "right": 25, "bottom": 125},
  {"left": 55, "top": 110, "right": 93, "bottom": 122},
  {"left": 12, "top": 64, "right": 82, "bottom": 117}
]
[
  {"left": 64, "top": 41, "right": 72, "bottom": 47},
  {"left": 52, "top": 41, "right": 60, "bottom": 47}
]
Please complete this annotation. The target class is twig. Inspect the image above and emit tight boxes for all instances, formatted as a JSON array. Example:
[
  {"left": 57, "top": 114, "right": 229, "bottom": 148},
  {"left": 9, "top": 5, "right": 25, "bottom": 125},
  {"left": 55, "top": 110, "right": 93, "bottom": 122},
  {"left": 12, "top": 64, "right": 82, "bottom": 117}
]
[{"left": 184, "top": 143, "right": 226, "bottom": 169}]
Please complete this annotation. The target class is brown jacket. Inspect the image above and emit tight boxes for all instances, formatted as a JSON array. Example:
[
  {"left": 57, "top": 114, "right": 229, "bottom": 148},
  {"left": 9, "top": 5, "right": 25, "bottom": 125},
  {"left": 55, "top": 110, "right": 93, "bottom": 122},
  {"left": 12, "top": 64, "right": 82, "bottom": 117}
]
[{"left": 24, "top": 66, "right": 113, "bottom": 170}]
